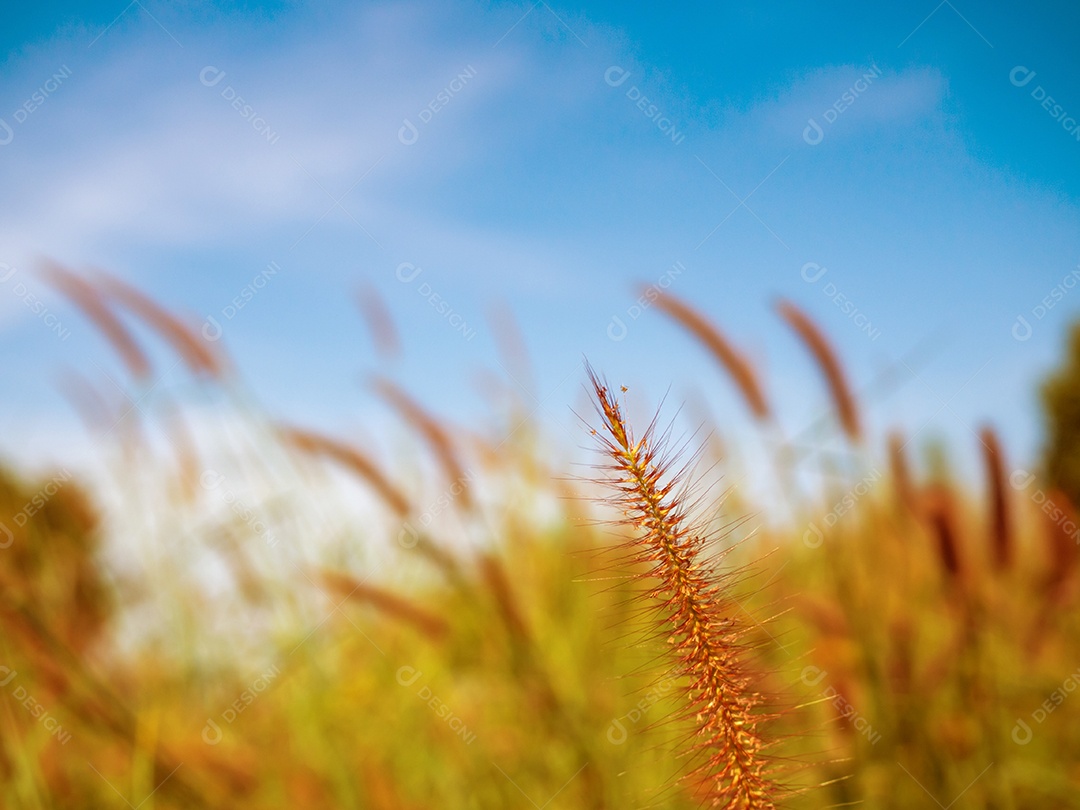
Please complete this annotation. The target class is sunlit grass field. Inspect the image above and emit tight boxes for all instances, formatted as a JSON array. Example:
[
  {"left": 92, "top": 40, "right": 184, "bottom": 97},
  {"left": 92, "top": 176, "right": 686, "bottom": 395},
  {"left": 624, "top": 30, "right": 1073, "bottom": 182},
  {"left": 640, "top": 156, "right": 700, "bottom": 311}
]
[{"left": 1, "top": 270, "right": 1077, "bottom": 808}]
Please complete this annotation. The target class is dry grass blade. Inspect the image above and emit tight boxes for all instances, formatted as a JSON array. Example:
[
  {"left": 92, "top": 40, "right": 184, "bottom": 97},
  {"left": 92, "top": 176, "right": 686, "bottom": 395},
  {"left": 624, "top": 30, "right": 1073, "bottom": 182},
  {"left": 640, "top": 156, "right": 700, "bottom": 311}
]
[
  {"left": 921, "top": 484, "right": 963, "bottom": 583},
  {"left": 650, "top": 289, "right": 770, "bottom": 421},
  {"left": 39, "top": 260, "right": 152, "bottom": 380},
  {"left": 356, "top": 284, "right": 400, "bottom": 360},
  {"left": 478, "top": 553, "right": 531, "bottom": 645},
  {"left": 978, "top": 426, "right": 1013, "bottom": 571},
  {"left": 98, "top": 271, "right": 225, "bottom": 378},
  {"left": 586, "top": 363, "right": 776, "bottom": 809},
  {"left": 372, "top": 377, "right": 474, "bottom": 511},
  {"left": 319, "top": 570, "right": 449, "bottom": 641},
  {"left": 280, "top": 426, "right": 412, "bottom": 518},
  {"left": 888, "top": 431, "right": 918, "bottom": 515},
  {"left": 775, "top": 300, "right": 861, "bottom": 442}
]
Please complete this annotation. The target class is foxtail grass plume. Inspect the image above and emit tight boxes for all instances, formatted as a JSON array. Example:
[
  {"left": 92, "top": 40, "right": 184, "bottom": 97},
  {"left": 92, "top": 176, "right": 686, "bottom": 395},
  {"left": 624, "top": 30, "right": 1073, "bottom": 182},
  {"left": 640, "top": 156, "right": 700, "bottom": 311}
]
[
  {"left": 99, "top": 271, "right": 226, "bottom": 378},
  {"left": 978, "top": 426, "right": 1013, "bottom": 571},
  {"left": 887, "top": 431, "right": 918, "bottom": 515},
  {"left": 650, "top": 290, "right": 771, "bottom": 421},
  {"left": 775, "top": 300, "right": 861, "bottom": 442},
  {"left": 921, "top": 484, "right": 964, "bottom": 583},
  {"left": 356, "top": 284, "right": 401, "bottom": 360},
  {"left": 586, "top": 365, "right": 776, "bottom": 809},
  {"left": 40, "top": 260, "right": 152, "bottom": 380}
]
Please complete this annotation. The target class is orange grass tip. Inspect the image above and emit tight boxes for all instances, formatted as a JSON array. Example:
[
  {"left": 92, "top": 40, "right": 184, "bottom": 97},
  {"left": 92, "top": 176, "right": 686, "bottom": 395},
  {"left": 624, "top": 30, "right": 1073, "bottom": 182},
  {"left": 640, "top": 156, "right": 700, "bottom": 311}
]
[
  {"left": 356, "top": 284, "right": 401, "bottom": 360},
  {"left": 39, "top": 259, "right": 152, "bottom": 380},
  {"left": 978, "top": 426, "right": 1014, "bottom": 571},
  {"left": 921, "top": 484, "right": 964, "bottom": 583},
  {"left": 585, "top": 364, "right": 777, "bottom": 809},
  {"left": 98, "top": 272, "right": 226, "bottom": 378},
  {"left": 649, "top": 289, "right": 771, "bottom": 421},
  {"left": 887, "top": 431, "right": 919, "bottom": 515},
  {"left": 775, "top": 299, "right": 861, "bottom": 442}
]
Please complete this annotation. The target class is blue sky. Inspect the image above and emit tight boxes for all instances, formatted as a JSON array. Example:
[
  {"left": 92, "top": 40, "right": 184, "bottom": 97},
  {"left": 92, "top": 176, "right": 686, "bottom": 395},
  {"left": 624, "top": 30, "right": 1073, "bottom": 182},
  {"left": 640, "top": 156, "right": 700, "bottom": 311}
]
[{"left": 0, "top": 0, "right": 1078, "bottom": 481}]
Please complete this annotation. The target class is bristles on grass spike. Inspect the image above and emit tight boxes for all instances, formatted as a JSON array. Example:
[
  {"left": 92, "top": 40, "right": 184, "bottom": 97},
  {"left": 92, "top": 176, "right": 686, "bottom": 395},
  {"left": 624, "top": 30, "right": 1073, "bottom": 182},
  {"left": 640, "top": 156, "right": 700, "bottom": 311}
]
[{"left": 585, "top": 362, "right": 776, "bottom": 809}]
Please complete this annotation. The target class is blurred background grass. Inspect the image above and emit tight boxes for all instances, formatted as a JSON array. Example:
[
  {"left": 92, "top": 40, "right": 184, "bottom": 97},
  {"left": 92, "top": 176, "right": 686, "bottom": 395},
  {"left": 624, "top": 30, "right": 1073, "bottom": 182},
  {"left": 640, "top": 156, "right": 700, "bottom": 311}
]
[{"left": 1, "top": 275, "right": 1078, "bottom": 808}]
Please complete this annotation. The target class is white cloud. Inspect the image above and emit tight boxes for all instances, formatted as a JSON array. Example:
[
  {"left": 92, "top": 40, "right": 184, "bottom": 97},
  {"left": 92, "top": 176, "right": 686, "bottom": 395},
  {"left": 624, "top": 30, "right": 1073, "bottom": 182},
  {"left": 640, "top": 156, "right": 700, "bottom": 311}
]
[
  {"left": 736, "top": 63, "right": 947, "bottom": 147},
  {"left": 0, "top": 2, "right": 594, "bottom": 270}
]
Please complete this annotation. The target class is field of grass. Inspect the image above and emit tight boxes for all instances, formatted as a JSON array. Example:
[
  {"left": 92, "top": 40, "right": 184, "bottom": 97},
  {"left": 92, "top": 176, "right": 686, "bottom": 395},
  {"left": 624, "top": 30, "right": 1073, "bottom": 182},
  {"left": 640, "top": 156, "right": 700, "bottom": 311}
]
[{"left": 1, "top": 270, "right": 1077, "bottom": 808}]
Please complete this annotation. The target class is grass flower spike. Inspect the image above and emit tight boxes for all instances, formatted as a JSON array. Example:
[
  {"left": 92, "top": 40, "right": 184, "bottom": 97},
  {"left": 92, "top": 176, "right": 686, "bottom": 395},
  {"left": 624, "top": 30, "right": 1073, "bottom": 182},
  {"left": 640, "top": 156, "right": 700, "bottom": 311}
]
[{"left": 586, "top": 365, "right": 776, "bottom": 809}]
